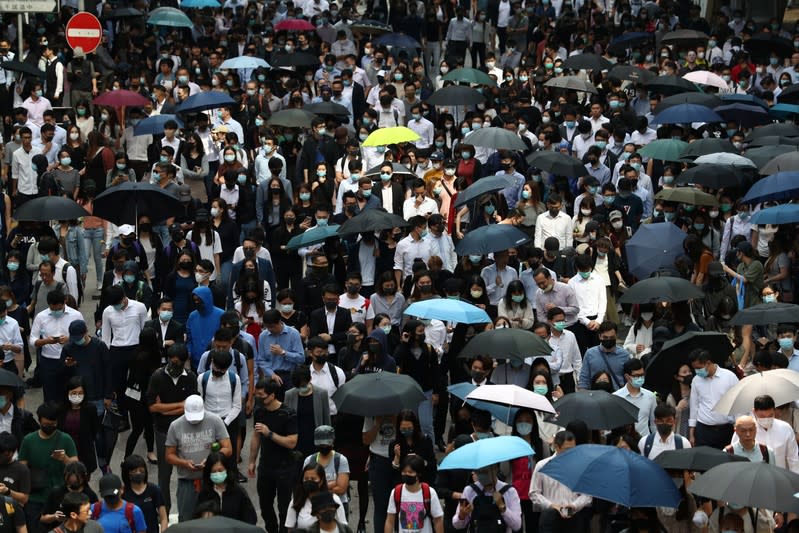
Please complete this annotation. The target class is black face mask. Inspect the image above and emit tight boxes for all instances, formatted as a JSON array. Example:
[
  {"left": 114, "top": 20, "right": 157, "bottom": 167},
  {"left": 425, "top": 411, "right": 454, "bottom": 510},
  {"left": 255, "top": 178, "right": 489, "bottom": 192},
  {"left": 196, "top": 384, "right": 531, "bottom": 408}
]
[
  {"left": 325, "top": 301, "right": 338, "bottom": 311},
  {"left": 315, "top": 354, "right": 328, "bottom": 365},
  {"left": 302, "top": 480, "right": 320, "bottom": 493},
  {"left": 129, "top": 473, "right": 146, "bottom": 484},
  {"left": 656, "top": 423, "right": 672, "bottom": 437},
  {"left": 179, "top": 261, "right": 193, "bottom": 271},
  {"left": 212, "top": 369, "right": 226, "bottom": 377},
  {"left": 401, "top": 474, "right": 417, "bottom": 486},
  {"left": 172, "top": 232, "right": 185, "bottom": 242},
  {"left": 105, "top": 495, "right": 121, "bottom": 506},
  {"left": 471, "top": 370, "right": 485, "bottom": 382},
  {"left": 41, "top": 424, "right": 57, "bottom": 436},
  {"left": 418, "top": 284, "right": 433, "bottom": 294},
  {"left": 244, "top": 249, "right": 256, "bottom": 259},
  {"left": 139, "top": 223, "right": 152, "bottom": 233},
  {"left": 319, "top": 509, "right": 337, "bottom": 523},
  {"left": 167, "top": 362, "right": 184, "bottom": 378},
  {"left": 317, "top": 445, "right": 333, "bottom": 455},
  {"left": 601, "top": 338, "right": 617, "bottom": 350},
  {"left": 67, "top": 482, "right": 82, "bottom": 491}
]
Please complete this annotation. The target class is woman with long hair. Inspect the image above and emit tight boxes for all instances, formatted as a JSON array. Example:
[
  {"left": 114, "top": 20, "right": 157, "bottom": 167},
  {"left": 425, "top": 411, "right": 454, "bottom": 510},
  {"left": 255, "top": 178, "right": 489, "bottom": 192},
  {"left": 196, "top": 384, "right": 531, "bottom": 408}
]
[
  {"left": 285, "top": 463, "right": 345, "bottom": 529},
  {"left": 76, "top": 180, "right": 105, "bottom": 293},
  {"left": 82, "top": 130, "right": 114, "bottom": 195},
  {"left": 197, "top": 452, "right": 257, "bottom": 524},
  {"left": 387, "top": 409, "right": 437, "bottom": 483},
  {"left": 187, "top": 211, "right": 222, "bottom": 281},
  {"left": 120, "top": 455, "right": 168, "bottom": 533},
  {"left": 211, "top": 197, "right": 239, "bottom": 293},
  {"left": 181, "top": 132, "right": 209, "bottom": 203},
  {"left": 57, "top": 377, "right": 99, "bottom": 474},
  {"left": 162, "top": 250, "right": 198, "bottom": 324},
  {"left": 499, "top": 280, "right": 534, "bottom": 330}
]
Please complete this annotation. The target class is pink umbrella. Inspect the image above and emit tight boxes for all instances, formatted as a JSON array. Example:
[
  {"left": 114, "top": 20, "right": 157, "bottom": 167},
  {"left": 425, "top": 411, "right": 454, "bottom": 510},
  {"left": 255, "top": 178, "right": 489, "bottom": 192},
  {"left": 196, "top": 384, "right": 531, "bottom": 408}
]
[
  {"left": 275, "top": 18, "right": 316, "bottom": 31},
  {"left": 93, "top": 89, "right": 150, "bottom": 108}
]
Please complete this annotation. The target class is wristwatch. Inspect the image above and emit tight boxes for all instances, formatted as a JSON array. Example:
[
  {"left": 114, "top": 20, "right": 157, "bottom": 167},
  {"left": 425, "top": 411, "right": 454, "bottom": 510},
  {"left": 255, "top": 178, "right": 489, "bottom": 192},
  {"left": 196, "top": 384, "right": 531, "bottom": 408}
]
[{"left": 267, "top": 430, "right": 274, "bottom": 440}]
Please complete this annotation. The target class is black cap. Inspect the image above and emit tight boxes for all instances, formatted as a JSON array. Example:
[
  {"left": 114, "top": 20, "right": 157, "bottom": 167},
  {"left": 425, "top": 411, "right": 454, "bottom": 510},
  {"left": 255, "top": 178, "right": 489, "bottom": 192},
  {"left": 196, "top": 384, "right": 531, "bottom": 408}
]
[
  {"left": 310, "top": 492, "right": 339, "bottom": 514},
  {"left": 99, "top": 474, "right": 123, "bottom": 498}
]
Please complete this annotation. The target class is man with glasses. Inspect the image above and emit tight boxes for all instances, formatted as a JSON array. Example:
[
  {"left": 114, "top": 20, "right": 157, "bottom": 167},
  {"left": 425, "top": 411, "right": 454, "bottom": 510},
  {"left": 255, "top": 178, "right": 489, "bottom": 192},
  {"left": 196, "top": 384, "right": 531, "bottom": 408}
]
[{"left": 613, "top": 359, "right": 656, "bottom": 436}]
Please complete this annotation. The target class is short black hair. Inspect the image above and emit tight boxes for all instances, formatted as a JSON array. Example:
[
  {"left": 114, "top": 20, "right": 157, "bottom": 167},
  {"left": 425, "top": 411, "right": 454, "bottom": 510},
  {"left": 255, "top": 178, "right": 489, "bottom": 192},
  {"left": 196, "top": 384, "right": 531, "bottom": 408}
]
[
  {"left": 37, "top": 401, "right": 59, "bottom": 421},
  {"left": 688, "top": 348, "right": 711, "bottom": 364},
  {"left": 754, "top": 395, "right": 776, "bottom": 410},
  {"left": 167, "top": 343, "right": 189, "bottom": 362},
  {"left": 654, "top": 403, "right": 676, "bottom": 419},
  {"left": 623, "top": 358, "right": 644, "bottom": 375}
]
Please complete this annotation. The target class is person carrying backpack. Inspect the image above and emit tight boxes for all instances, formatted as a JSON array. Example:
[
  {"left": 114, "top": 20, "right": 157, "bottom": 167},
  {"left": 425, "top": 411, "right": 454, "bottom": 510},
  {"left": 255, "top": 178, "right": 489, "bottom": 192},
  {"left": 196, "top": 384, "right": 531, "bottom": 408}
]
[
  {"left": 453, "top": 463, "right": 522, "bottom": 533},
  {"left": 90, "top": 474, "right": 147, "bottom": 533},
  {"left": 386, "top": 455, "right": 444, "bottom": 533},
  {"left": 198, "top": 350, "right": 242, "bottom": 469},
  {"left": 303, "top": 426, "right": 351, "bottom": 514}
]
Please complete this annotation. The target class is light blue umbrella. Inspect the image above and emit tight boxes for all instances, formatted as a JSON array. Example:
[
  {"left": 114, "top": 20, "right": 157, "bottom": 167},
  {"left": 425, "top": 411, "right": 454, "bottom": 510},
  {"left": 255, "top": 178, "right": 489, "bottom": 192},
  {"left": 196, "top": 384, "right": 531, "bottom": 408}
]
[
  {"left": 439, "top": 435, "right": 534, "bottom": 471},
  {"left": 404, "top": 299, "right": 490, "bottom": 324},
  {"left": 749, "top": 203, "right": 799, "bottom": 225},
  {"left": 180, "top": 0, "right": 220, "bottom": 7},
  {"left": 146, "top": 7, "right": 193, "bottom": 28},
  {"left": 220, "top": 56, "right": 270, "bottom": 70},
  {"left": 286, "top": 225, "right": 340, "bottom": 250},
  {"left": 742, "top": 172, "right": 799, "bottom": 204},
  {"left": 447, "top": 383, "right": 519, "bottom": 423},
  {"left": 769, "top": 103, "right": 799, "bottom": 120},
  {"left": 133, "top": 114, "right": 184, "bottom": 136}
]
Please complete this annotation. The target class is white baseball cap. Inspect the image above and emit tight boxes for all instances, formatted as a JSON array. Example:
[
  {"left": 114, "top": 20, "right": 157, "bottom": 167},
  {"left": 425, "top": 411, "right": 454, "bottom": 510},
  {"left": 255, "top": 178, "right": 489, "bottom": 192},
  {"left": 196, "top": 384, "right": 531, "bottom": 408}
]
[
  {"left": 118, "top": 224, "right": 136, "bottom": 236},
  {"left": 184, "top": 395, "right": 204, "bottom": 423}
]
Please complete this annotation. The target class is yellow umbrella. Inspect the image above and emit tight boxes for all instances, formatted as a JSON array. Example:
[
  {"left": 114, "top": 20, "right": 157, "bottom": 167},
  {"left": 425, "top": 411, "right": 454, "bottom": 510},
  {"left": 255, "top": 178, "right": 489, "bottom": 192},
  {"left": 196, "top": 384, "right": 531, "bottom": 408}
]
[{"left": 362, "top": 126, "right": 420, "bottom": 147}]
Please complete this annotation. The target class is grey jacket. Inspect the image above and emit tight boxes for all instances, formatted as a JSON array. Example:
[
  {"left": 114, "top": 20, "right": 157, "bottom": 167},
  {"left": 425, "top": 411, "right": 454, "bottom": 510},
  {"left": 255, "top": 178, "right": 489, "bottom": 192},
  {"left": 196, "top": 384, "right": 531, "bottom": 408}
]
[{"left": 284, "top": 387, "right": 331, "bottom": 427}]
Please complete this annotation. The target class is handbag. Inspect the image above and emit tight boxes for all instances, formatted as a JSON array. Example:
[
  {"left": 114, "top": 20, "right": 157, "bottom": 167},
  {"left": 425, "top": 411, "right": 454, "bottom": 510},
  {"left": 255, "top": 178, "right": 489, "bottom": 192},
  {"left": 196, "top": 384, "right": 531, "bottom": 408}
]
[
  {"left": 102, "top": 403, "right": 125, "bottom": 431},
  {"left": 730, "top": 276, "right": 746, "bottom": 310}
]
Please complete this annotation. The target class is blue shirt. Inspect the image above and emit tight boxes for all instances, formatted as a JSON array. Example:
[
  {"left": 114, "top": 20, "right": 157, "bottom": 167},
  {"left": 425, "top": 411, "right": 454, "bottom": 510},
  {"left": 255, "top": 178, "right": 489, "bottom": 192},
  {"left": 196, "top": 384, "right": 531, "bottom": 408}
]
[
  {"left": 578, "top": 345, "right": 630, "bottom": 390},
  {"left": 256, "top": 323, "right": 305, "bottom": 378},
  {"left": 787, "top": 350, "right": 799, "bottom": 373},
  {"left": 91, "top": 501, "right": 147, "bottom": 533},
  {"left": 496, "top": 170, "right": 526, "bottom": 209}
]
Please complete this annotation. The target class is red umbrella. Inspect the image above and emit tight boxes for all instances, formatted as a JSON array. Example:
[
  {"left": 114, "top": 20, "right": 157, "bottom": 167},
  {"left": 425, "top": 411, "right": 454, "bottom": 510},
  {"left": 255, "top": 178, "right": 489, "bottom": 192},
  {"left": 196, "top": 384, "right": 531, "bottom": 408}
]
[
  {"left": 275, "top": 18, "right": 316, "bottom": 31},
  {"left": 92, "top": 89, "right": 150, "bottom": 108}
]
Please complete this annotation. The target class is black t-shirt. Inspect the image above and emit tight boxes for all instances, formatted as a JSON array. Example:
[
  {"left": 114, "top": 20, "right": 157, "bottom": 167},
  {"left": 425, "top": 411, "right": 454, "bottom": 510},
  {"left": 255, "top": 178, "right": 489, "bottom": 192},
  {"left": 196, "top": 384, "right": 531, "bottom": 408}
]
[
  {"left": 295, "top": 395, "right": 316, "bottom": 457},
  {"left": 253, "top": 404, "right": 297, "bottom": 470},
  {"left": 123, "top": 484, "right": 165, "bottom": 533},
  {"left": 0, "top": 462, "right": 30, "bottom": 497},
  {"left": 145, "top": 369, "right": 199, "bottom": 433},
  {"left": 0, "top": 498, "right": 24, "bottom": 533}
]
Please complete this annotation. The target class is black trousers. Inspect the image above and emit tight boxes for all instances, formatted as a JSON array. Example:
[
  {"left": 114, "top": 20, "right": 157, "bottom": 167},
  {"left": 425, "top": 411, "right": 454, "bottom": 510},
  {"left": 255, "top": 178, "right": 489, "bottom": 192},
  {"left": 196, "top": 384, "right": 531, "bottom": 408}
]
[
  {"left": 568, "top": 320, "right": 598, "bottom": 357},
  {"left": 538, "top": 507, "right": 591, "bottom": 533},
  {"left": 257, "top": 466, "right": 296, "bottom": 533},
  {"left": 559, "top": 372, "right": 575, "bottom": 395},
  {"left": 695, "top": 422, "right": 734, "bottom": 449}
]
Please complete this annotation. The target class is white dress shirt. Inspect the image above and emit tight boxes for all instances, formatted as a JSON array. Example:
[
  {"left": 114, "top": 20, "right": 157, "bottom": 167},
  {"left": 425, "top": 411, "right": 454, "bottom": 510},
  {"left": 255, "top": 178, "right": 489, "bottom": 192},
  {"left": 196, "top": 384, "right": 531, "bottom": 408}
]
[
  {"left": 534, "top": 211, "right": 574, "bottom": 250},
  {"left": 394, "top": 235, "right": 433, "bottom": 277},
  {"left": 530, "top": 453, "right": 593, "bottom": 510},
  {"left": 199, "top": 370, "right": 241, "bottom": 426},
  {"left": 731, "top": 417, "right": 799, "bottom": 473},
  {"left": 54, "top": 257, "right": 80, "bottom": 303},
  {"left": 310, "top": 362, "right": 345, "bottom": 415},
  {"left": 0, "top": 316, "right": 23, "bottom": 363},
  {"left": 101, "top": 299, "right": 148, "bottom": 347},
  {"left": 29, "top": 306, "right": 83, "bottom": 360},
  {"left": 403, "top": 196, "right": 439, "bottom": 219},
  {"left": 408, "top": 117, "right": 435, "bottom": 149},
  {"left": 614, "top": 384, "right": 657, "bottom": 436},
  {"left": 638, "top": 431, "right": 692, "bottom": 459},
  {"left": 424, "top": 231, "right": 457, "bottom": 272},
  {"left": 688, "top": 366, "right": 738, "bottom": 428},
  {"left": 480, "top": 264, "right": 519, "bottom": 306},
  {"left": 549, "top": 329, "right": 581, "bottom": 377},
  {"left": 567, "top": 273, "right": 606, "bottom": 324}
]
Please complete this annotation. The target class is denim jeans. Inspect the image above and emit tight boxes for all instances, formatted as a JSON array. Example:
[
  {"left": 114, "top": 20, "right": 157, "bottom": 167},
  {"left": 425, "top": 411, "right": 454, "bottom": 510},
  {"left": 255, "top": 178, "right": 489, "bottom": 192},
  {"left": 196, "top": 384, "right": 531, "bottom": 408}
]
[
  {"left": 88, "top": 399, "right": 107, "bottom": 471},
  {"left": 83, "top": 227, "right": 105, "bottom": 286},
  {"left": 418, "top": 389, "right": 434, "bottom": 439},
  {"left": 153, "top": 224, "right": 171, "bottom": 248},
  {"left": 424, "top": 41, "right": 441, "bottom": 77},
  {"left": 239, "top": 220, "right": 256, "bottom": 245}
]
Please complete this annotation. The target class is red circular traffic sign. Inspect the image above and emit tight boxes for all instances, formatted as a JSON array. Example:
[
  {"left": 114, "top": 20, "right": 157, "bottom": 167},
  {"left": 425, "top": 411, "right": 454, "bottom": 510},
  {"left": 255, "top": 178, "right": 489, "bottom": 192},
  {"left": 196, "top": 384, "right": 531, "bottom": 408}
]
[{"left": 66, "top": 12, "right": 103, "bottom": 54}]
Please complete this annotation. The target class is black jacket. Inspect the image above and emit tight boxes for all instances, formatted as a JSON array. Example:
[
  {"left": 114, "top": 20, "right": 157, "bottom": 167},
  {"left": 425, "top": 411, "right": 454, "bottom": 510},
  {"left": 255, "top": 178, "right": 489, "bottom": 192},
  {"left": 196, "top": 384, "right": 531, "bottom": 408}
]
[
  {"left": 10, "top": 407, "right": 38, "bottom": 446},
  {"left": 57, "top": 405, "right": 99, "bottom": 473},
  {"left": 144, "top": 318, "right": 185, "bottom": 363},
  {"left": 309, "top": 306, "right": 352, "bottom": 358},
  {"left": 196, "top": 484, "right": 257, "bottom": 524}
]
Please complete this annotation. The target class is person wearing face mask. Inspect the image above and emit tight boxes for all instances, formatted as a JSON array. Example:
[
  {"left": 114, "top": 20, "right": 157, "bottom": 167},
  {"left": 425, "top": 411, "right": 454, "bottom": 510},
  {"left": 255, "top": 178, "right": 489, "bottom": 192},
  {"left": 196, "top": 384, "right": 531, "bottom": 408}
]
[
  {"left": 639, "top": 403, "right": 690, "bottom": 460},
  {"left": 729, "top": 395, "right": 799, "bottom": 473},
  {"left": 454, "top": 462, "right": 522, "bottom": 533},
  {"left": 577, "top": 320, "right": 626, "bottom": 391},
  {"left": 120, "top": 455, "right": 169, "bottom": 533},
  {"left": 30, "top": 290, "right": 82, "bottom": 402},
  {"left": 622, "top": 305, "right": 655, "bottom": 360},
  {"left": 284, "top": 364, "right": 331, "bottom": 459},
  {"left": 197, "top": 349, "right": 242, "bottom": 465},
  {"left": 51, "top": 378, "right": 101, "bottom": 481},
  {"left": 88, "top": 473, "right": 148, "bottom": 533},
  {"left": 722, "top": 241, "right": 764, "bottom": 309},
  {"left": 395, "top": 319, "right": 443, "bottom": 440},
  {"left": 509, "top": 408, "right": 542, "bottom": 531},
  {"left": 688, "top": 349, "right": 738, "bottom": 448},
  {"left": 385, "top": 454, "right": 444, "bottom": 533},
  {"left": 612, "top": 359, "right": 656, "bottom": 436},
  {"left": 388, "top": 410, "right": 437, "bottom": 484}
]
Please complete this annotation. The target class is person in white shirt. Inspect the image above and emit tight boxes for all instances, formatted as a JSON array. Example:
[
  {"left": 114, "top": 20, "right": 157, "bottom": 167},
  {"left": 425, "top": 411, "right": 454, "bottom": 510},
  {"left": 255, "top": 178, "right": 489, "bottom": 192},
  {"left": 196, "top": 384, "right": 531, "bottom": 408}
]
[
  {"left": 689, "top": 349, "right": 738, "bottom": 448},
  {"left": 567, "top": 254, "right": 606, "bottom": 353},
  {"left": 38, "top": 237, "right": 80, "bottom": 304},
  {"left": 725, "top": 415, "right": 776, "bottom": 465},
  {"left": 480, "top": 250, "right": 519, "bottom": 306},
  {"left": 0, "top": 301, "right": 23, "bottom": 374},
  {"left": 386, "top": 455, "right": 444, "bottom": 533},
  {"left": 534, "top": 194, "right": 573, "bottom": 250},
  {"left": 546, "top": 307, "right": 581, "bottom": 394},
  {"left": 424, "top": 215, "right": 456, "bottom": 272},
  {"left": 403, "top": 179, "right": 438, "bottom": 220},
  {"left": 407, "top": 104, "right": 435, "bottom": 149},
  {"left": 307, "top": 337, "right": 345, "bottom": 416},
  {"left": 198, "top": 349, "right": 242, "bottom": 451},
  {"left": 340, "top": 273, "right": 375, "bottom": 330},
  {"left": 394, "top": 216, "right": 433, "bottom": 287},
  {"left": 730, "top": 394, "right": 799, "bottom": 473},
  {"left": 623, "top": 306, "right": 655, "bottom": 359},
  {"left": 629, "top": 117, "right": 657, "bottom": 148},
  {"left": 11, "top": 127, "right": 42, "bottom": 203},
  {"left": 613, "top": 359, "right": 656, "bottom": 437},
  {"left": 639, "top": 404, "right": 692, "bottom": 459}
]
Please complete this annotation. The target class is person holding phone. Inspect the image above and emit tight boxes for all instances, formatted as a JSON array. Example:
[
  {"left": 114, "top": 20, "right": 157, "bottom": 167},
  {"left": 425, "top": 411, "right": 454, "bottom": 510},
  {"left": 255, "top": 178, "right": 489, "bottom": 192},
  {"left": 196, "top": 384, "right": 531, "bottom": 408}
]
[{"left": 452, "top": 463, "right": 522, "bottom": 532}]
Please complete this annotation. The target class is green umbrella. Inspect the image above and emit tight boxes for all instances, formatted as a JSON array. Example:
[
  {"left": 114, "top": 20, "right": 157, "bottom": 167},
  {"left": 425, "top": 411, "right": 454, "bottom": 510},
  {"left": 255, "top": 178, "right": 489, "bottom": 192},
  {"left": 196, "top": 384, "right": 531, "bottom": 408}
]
[
  {"left": 146, "top": 7, "right": 193, "bottom": 28},
  {"left": 442, "top": 67, "right": 496, "bottom": 87},
  {"left": 654, "top": 187, "right": 719, "bottom": 207},
  {"left": 638, "top": 139, "right": 689, "bottom": 162},
  {"left": 286, "top": 225, "right": 340, "bottom": 250}
]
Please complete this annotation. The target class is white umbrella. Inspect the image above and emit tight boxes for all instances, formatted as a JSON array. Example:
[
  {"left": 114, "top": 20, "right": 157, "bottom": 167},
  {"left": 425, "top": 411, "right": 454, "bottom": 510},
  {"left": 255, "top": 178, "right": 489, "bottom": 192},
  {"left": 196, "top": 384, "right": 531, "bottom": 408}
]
[
  {"left": 682, "top": 71, "right": 729, "bottom": 90},
  {"left": 713, "top": 369, "right": 799, "bottom": 416},
  {"left": 693, "top": 153, "right": 757, "bottom": 168},
  {"left": 466, "top": 384, "right": 556, "bottom": 415}
]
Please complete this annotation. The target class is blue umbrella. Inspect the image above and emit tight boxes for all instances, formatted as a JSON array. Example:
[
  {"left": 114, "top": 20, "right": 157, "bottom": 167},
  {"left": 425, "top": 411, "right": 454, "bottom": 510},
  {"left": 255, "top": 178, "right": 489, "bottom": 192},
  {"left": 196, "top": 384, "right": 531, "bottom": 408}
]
[
  {"left": 373, "top": 32, "right": 421, "bottom": 49},
  {"left": 769, "top": 103, "right": 799, "bottom": 120},
  {"left": 286, "top": 225, "right": 340, "bottom": 250},
  {"left": 624, "top": 223, "right": 687, "bottom": 280},
  {"left": 447, "top": 383, "right": 519, "bottom": 423},
  {"left": 540, "top": 445, "right": 681, "bottom": 508},
  {"left": 133, "top": 114, "right": 184, "bottom": 136},
  {"left": 220, "top": 56, "right": 270, "bottom": 69},
  {"left": 455, "top": 225, "right": 531, "bottom": 256},
  {"left": 714, "top": 103, "right": 770, "bottom": 128},
  {"left": 405, "top": 299, "right": 491, "bottom": 324},
  {"left": 146, "top": 7, "right": 193, "bottom": 28},
  {"left": 439, "top": 436, "right": 533, "bottom": 470},
  {"left": 175, "top": 91, "right": 236, "bottom": 114},
  {"left": 720, "top": 92, "right": 769, "bottom": 110},
  {"left": 180, "top": 0, "right": 220, "bottom": 7},
  {"left": 743, "top": 172, "right": 799, "bottom": 204},
  {"left": 749, "top": 204, "right": 799, "bottom": 225},
  {"left": 651, "top": 103, "right": 724, "bottom": 125}
]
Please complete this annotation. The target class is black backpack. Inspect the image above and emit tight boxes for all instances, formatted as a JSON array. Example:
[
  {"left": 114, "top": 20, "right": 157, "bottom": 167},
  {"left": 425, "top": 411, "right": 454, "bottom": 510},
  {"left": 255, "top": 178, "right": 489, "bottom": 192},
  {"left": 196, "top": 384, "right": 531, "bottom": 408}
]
[{"left": 468, "top": 483, "right": 512, "bottom": 533}]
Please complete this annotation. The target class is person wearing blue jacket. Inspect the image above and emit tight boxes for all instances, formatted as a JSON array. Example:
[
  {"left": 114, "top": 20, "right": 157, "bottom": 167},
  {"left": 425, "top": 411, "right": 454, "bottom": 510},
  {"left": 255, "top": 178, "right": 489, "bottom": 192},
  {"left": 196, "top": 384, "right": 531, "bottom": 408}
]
[{"left": 186, "top": 286, "right": 224, "bottom": 369}]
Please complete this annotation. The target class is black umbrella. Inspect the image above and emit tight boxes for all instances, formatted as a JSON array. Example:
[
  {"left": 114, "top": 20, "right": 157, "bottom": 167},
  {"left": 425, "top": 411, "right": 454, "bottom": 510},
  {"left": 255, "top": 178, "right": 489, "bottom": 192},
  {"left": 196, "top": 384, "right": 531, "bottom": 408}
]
[
  {"left": 165, "top": 516, "right": 263, "bottom": 533},
  {"left": 745, "top": 33, "right": 794, "bottom": 61},
  {"left": 745, "top": 136, "right": 799, "bottom": 148},
  {"left": 608, "top": 64, "right": 656, "bottom": 83},
  {"left": 689, "top": 462, "right": 799, "bottom": 513},
  {"left": 746, "top": 145, "right": 798, "bottom": 170},
  {"left": 761, "top": 152, "right": 799, "bottom": 175},
  {"left": 661, "top": 29, "right": 709, "bottom": 46},
  {"left": 267, "top": 109, "right": 316, "bottom": 128},
  {"left": 679, "top": 138, "right": 737, "bottom": 159},
  {"left": 426, "top": 86, "right": 485, "bottom": 106},
  {"left": 93, "top": 182, "right": 183, "bottom": 225},
  {"left": 337, "top": 208, "right": 409, "bottom": 235},
  {"left": 304, "top": 101, "right": 349, "bottom": 117},
  {"left": 332, "top": 373, "right": 425, "bottom": 416},
  {"left": 560, "top": 53, "right": 613, "bottom": 71},
  {"left": 13, "top": 196, "right": 89, "bottom": 222},
  {"left": 548, "top": 390, "right": 639, "bottom": 430},
  {"left": 1, "top": 60, "right": 45, "bottom": 78},
  {"left": 364, "top": 162, "right": 416, "bottom": 180},
  {"left": 778, "top": 84, "right": 799, "bottom": 104},
  {"left": 618, "top": 276, "right": 704, "bottom": 304},
  {"left": 714, "top": 103, "right": 771, "bottom": 129},
  {"left": 654, "top": 93, "right": 723, "bottom": 114},
  {"left": 674, "top": 164, "right": 749, "bottom": 189},
  {"left": 730, "top": 302, "right": 799, "bottom": 326},
  {"left": 644, "top": 332, "right": 732, "bottom": 392},
  {"left": 655, "top": 446, "right": 750, "bottom": 473},
  {"left": 454, "top": 175, "right": 516, "bottom": 208},
  {"left": 645, "top": 75, "right": 700, "bottom": 95},
  {"left": 109, "top": 7, "right": 145, "bottom": 18},
  {"left": 745, "top": 122, "right": 799, "bottom": 141},
  {"left": 457, "top": 328, "right": 552, "bottom": 366},
  {"left": 526, "top": 151, "right": 586, "bottom": 176},
  {"left": 270, "top": 53, "right": 320, "bottom": 68},
  {"left": 0, "top": 368, "right": 24, "bottom": 389}
]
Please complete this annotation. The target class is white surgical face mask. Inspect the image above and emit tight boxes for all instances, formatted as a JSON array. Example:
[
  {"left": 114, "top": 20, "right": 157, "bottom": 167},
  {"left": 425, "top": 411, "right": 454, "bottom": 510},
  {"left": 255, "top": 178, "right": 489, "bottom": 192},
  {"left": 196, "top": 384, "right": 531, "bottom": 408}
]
[{"left": 640, "top": 312, "right": 653, "bottom": 321}]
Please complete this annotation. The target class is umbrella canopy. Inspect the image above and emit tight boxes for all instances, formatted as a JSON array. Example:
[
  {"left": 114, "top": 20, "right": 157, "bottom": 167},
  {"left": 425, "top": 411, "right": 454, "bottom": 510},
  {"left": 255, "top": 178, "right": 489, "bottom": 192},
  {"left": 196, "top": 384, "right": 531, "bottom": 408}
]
[
  {"left": 426, "top": 86, "right": 485, "bottom": 106},
  {"left": 748, "top": 135, "right": 799, "bottom": 148},
  {"left": 624, "top": 222, "right": 687, "bottom": 280},
  {"left": 638, "top": 139, "right": 689, "bottom": 162},
  {"left": 673, "top": 164, "right": 749, "bottom": 189},
  {"left": 692, "top": 153, "right": 756, "bottom": 168},
  {"left": 93, "top": 89, "right": 149, "bottom": 108},
  {"left": 349, "top": 19, "right": 392, "bottom": 34},
  {"left": 109, "top": 7, "right": 144, "bottom": 17},
  {"left": 448, "top": 383, "right": 518, "bottom": 422},
  {"left": 165, "top": 516, "right": 263, "bottom": 533},
  {"left": 133, "top": 115, "right": 184, "bottom": 136},
  {"left": 654, "top": 187, "right": 719, "bottom": 207},
  {"left": 746, "top": 146, "right": 798, "bottom": 170},
  {"left": 13, "top": 197, "right": 89, "bottom": 222},
  {"left": 465, "top": 384, "right": 555, "bottom": 415},
  {"left": 362, "top": 126, "right": 420, "bottom": 147},
  {"left": 0, "top": 60, "right": 44, "bottom": 78},
  {"left": 654, "top": 93, "right": 722, "bottom": 114},
  {"left": 220, "top": 56, "right": 270, "bottom": 70},
  {"left": 745, "top": 32, "right": 794, "bottom": 61},
  {"left": 0, "top": 368, "right": 26, "bottom": 389},
  {"left": 544, "top": 76, "right": 598, "bottom": 94},
  {"left": 442, "top": 67, "right": 496, "bottom": 86},
  {"left": 304, "top": 101, "right": 349, "bottom": 117},
  {"left": 337, "top": 208, "right": 408, "bottom": 235},
  {"left": 549, "top": 391, "right": 638, "bottom": 430},
  {"left": 146, "top": 7, "right": 193, "bottom": 27},
  {"left": 651, "top": 104, "right": 723, "bottom": 125},
  {"left": 618, "top": 275, "right": 704, "bottom": 304},
  {"left": 560, "top": 53, "right": 613, "bottom": 71},
  {"left": 679, "top": 138, "right": 737, "bottom": 159},
  {"left": 461, "top": 127, "right": 527, "bottom": 151},
  {"left": 373, "top": 32, "right": 421, "bottom": 49},
  {"left": 332, "top": 372, "right": 425, "bottom": 416},
  {"left": 761, "top": 152, "right": 799, "bottom": 175},
  {"left": 769, "top": 103, "right": 799, "bottom": 120},
  {"left": 778, "top": 84, "right": 799, "bottom": 104},
  {"left": 180, "top": 0, "right": 221, "bottom": 7},
  {"left": 526, "top": 151, "right": 586, "bottom": 176},
  {"left": 661, "top": 29, "right": 709, "bottom": 46},
  {"left": 404, "top": 299, "right": 491, "bottom": 324},
  {"left": 93, "top": 182, "right": 183, "bottom": 225},
  {"left": 742, "top": 172, "right": 799, "bottom": 204},
  {"left": 746, "top": 122, "right": 799, "bottom": 140},
  {"left": 655, "top": 446, "right": 750, "bottom": 473},
  {"left": 749, "top": 204, "right": 799, "bottom": 225},
  {"left": 270, "top": 53, "right": 319, "bottom": 68},
  {"left": 457, "top": 328, "right": 553, "bottom": 366},
  {"left": 689, "top": 462, "right": 799, "bottom": 513},
  {"left": 175, "top": 92, "right": 236, "bottom": 114},
  {"left": 730, "top": 302, "right": 799, "bottom": 326},
  {"left": 540, "top": 445, "right": 681, "bottom": 508},
  {"left": 682, "top": 71, "right": 728, "bottom": 90},
  {"left": 608, "top": 64, "right": 656, "bottom": 83},
  {"left": 713, "top": 369, "right": 799, "bottom": 416},
  {"left": 714, "top": 103, "right": 771, "bottom": 128},
  {"left": 644, "top": 332, "right": 732, "bottom": 393},
  {"left": 274, "top": 18, "right": 315, "bottom": 30},
  {"left": 438, "top": 436, "right": 534, "bottom": 470},
  {"left": 364, "top": 162, "right": 416, "bottom": 180},
  {"left": 720, "top": 93, "right": 769, "bottom": 110},
  {"left": 645, "top": 75, "right": 700, "bottom": 95},
  {"left": 454, "top": 175, "right": 516, "bottom": 208},
  {"left": 455, "top": 225, "right": 530, "bottom": 256},
  {"left": 286, "top": 225, "right": 340, "bottom": 250},
  {"left": 607, "top": 32, "right": 652, "bottom": 56},
  {"left": 267, "top": 109, "right": 316, "bottom": 128}
]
